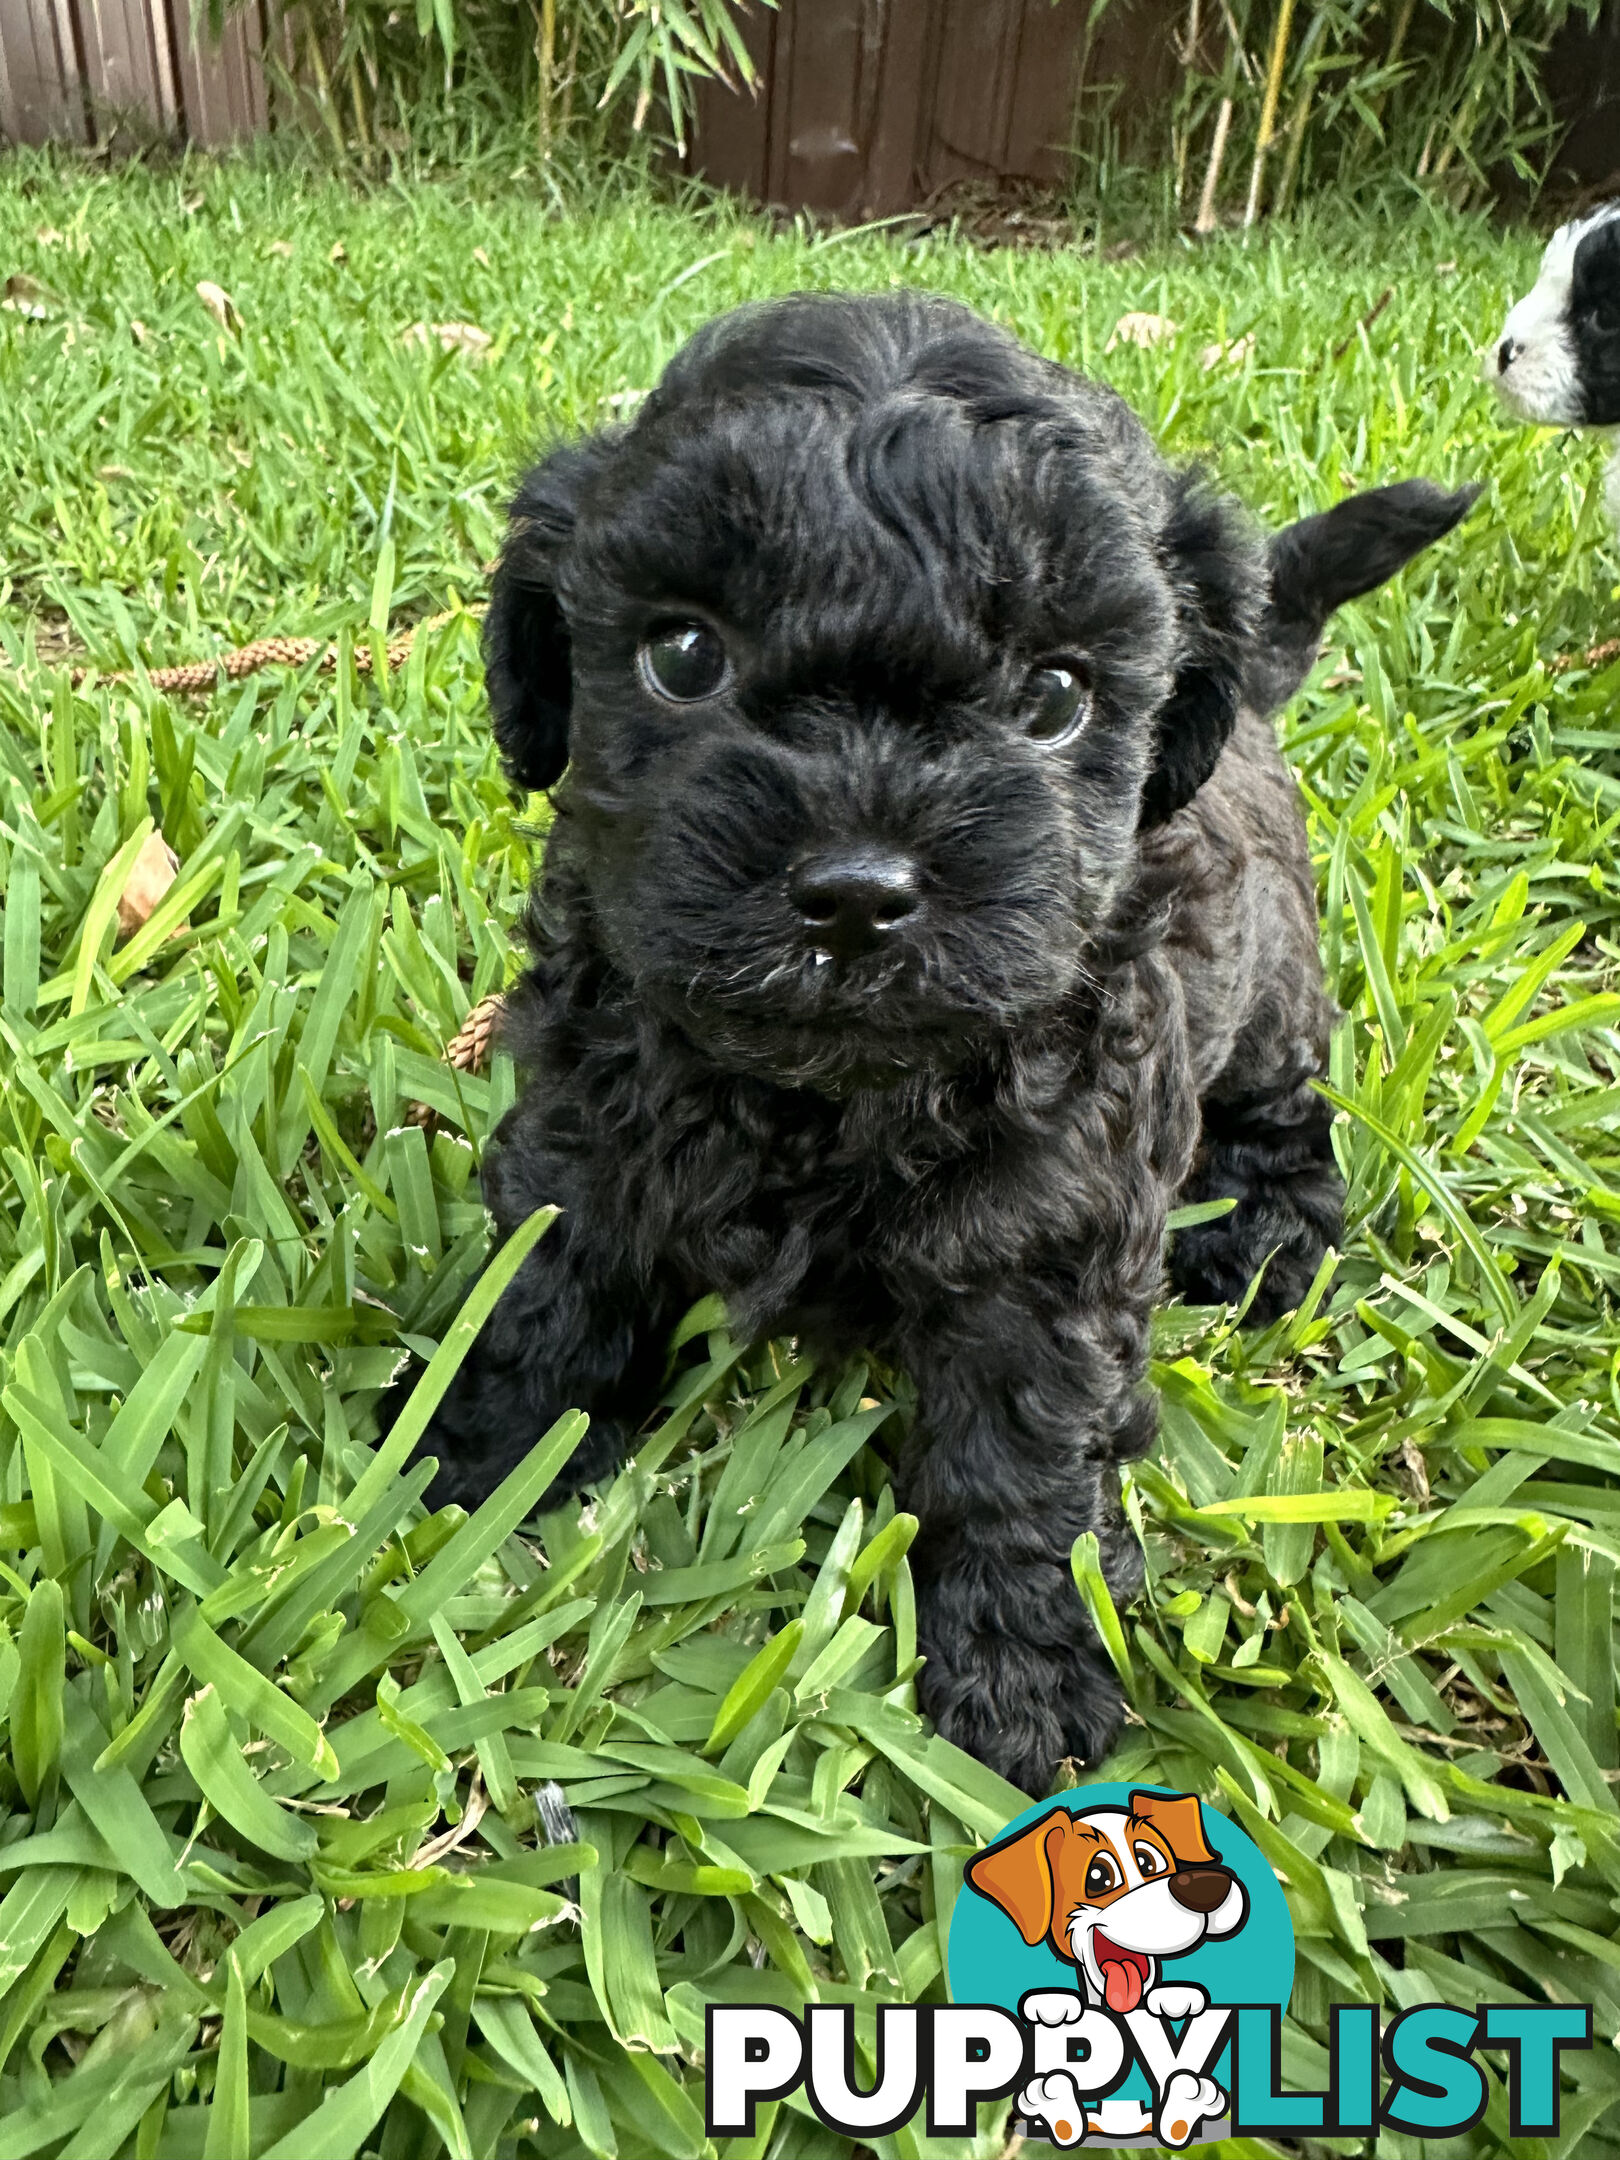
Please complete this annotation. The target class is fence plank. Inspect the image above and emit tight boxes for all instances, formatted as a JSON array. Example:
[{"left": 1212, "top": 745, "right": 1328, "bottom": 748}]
[
  {"left": 0, "top": 0, "right": 87, "bottom": 143},
  {"left": 776, "top": 0, "right": 868, "bottom": 215},
  {"left": 688, "top": 1, "right": 773, "bottom": 201},
  {"left": 174, "top": 0, "right": 266, "bottom": 144},
  {"left": 78, "top": 0, "right": 178, "bottom": 131}
]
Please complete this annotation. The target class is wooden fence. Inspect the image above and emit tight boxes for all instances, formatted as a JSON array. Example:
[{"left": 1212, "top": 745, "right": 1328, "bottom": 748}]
[
  {"left": 0, "top": 0, "right": 1097, "bottom": 190},
  {"left": 686, "top": 0, "right": 1089, "bottom": 221},
  {"left": 0, "top": 0, "right": 1614, "bottom": 202},
  {"left": 0, "top": 0, "right": 269, "bottom": 148}
]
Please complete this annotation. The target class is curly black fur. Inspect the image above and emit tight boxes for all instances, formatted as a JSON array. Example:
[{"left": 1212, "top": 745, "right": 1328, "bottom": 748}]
[{"left": 387, "top": 291, "right": 1476, "bottom": 1795}]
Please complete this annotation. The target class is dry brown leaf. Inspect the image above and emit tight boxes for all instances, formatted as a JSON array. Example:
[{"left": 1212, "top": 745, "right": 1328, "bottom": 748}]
[
  {"left": 268, "top": 239, "right": 294, "bottom": 260},
  {"left": 1105, "top": 310, "right": 1179, "bottom": 353},
  {"left": 2, "top": 273, "right": 57, "bottom": 320},
  {"left": 130, "top": 319, "right": 150, "bottom": 346},
  {"left": 1199, "top": 334, "right": 1255, "bottom": 371},
  {"left": 116, "top": 832, "right": 184, "bottom": 942},
  {"left": 401, "top": 320, "right": 493, "bottom": 360},
  {"left": 329, "top": 241, "right": 348, "bottom": 265},
  {"left": 472, "top": 246, "right": 491, "bottom": 269},
  {"left": 1397, "top": 1437, "right": 1431, "bottom": 1506},
  {"left": 413, "top": 1780, "right": 489, "bottom": 1870},
  {"left": 196, "top": 280, "right": 240, "bottom": 332}
]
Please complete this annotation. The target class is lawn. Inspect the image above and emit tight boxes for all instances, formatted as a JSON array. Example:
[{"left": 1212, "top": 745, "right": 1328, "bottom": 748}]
[{"left": 0, "top": 153, "right": 1618, "bottom": 2160}]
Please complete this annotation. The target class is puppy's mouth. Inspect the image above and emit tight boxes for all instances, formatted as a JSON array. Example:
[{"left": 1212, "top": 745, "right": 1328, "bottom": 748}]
[
  {"left": 1090, "top": 1931, "right": 1151, "bottom": 2014},
  {"left": 653, "top": 924, "right": 1008, "bottom": 1091},
  {"left": 672, "top": 994, "right": 975, "bottom": 1095},
  {"left": 1484, "top": 358, "right": 1583, "bottom": 428}
]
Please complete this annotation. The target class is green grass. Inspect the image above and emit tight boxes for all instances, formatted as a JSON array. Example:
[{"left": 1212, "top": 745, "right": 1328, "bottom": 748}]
[{"left": 1, "top": 153, "right": 1619, "bottom": 2159}]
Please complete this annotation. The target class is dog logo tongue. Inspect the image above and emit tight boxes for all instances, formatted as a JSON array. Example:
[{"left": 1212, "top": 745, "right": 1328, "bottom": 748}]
[{"left": 1095, "top": 1933, "right": 1147, "bottom": 2013}]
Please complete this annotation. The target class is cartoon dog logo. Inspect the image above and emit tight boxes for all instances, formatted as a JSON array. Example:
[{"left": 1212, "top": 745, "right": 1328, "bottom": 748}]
[{"left": 965, "top": 1789, "right": 1249, "bottom": 2148}]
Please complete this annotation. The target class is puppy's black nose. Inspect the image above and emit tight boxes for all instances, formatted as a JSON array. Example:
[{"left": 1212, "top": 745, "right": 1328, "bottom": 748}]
[
  {"left": 1497, "top": 337, "right": 1518, "bottom": 373},
  {"left": 789, "top": 848, "right": 921, "bottom": 960},
  {"left": 1167, "top": 1867, "right": 1232, "bottom": 1913}
]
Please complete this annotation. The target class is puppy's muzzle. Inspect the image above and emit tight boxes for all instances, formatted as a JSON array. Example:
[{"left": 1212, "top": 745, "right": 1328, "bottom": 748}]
[
  {"left": 788, "top": 845, "right": 922, "bottom": 962},
  {"left": 1167, "top": 1867, "right": 1234, "bottom": 1913}
]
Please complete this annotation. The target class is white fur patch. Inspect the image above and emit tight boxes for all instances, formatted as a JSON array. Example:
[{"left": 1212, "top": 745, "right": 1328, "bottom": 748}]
[{"left": 1487, "top": 204, "right": 1620, "bottom": 426}]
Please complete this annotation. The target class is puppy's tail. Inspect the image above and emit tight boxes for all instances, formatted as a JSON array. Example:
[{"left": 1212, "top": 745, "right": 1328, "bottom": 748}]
[{"left": 1249, "top": 479, "right": 1483, "bottom": 715}]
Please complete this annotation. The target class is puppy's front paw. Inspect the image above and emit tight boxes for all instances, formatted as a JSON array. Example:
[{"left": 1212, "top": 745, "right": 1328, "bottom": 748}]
[
  {"left": 1017, "top": 2071, "right": 1090, "bottom": 2148},
  {"left": 1156, "top": 2070, "right": 1224, "bottom": 2148},
  {"left": 918, "top": 1583, "right": 1128, "bottom": 1793},
  {"left": 1021, "top": 1990, "right": 1087, "bottom": 2027},
  {"left": 1145, "top": 1982, "right": 1208, "bottom": 2021},
  {"left": 1171, "top": 1160, "right": 1342, "bottom": 1326},
  {"left": 376, "top": 1355, "right": 621, "bottom": 1515}
]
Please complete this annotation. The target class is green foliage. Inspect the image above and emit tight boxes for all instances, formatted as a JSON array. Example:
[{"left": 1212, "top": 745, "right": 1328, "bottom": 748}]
[
  {"left": 0, "top": 161, "right": 1619, "bottom": 2154},
  {"left": 1078, "top": 0, "right": 1603, "bottom": 227},
  {"left": 225, "top": 0, "right": 772, "bottom": 168}
]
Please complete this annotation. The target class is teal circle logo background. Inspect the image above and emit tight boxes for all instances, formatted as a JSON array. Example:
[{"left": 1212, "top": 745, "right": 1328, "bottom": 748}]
[{"left": 947, "top": 1784, "right": 1295, "bottom": 2105}]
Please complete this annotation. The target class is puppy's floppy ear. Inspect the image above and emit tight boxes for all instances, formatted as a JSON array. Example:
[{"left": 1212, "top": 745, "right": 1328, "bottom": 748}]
[
  {"left": 483, "top": 438, "right": 613, "bottom": 791},
  {"left": 1248, "top": 479, "right": 1482, "bottom": 716},
  {"left": 1571, "top": 215, "right": 1620, "bottom": 424},
  {"left": 1139, "top": 475, "right": 1261, "bottom": 830},
  {"left": 1128, "top": 1789, "right": 1217, "bottom": 1869},
  {"left": 965, "top": 1809, "right": 1073, "bottom": 1946}
]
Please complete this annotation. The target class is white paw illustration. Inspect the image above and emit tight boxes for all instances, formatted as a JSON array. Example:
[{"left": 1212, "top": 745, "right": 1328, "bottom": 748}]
[
  {"left": 1018, "top": 2071, "right": 1090, "bottom": 2148},
  {"left": 1145, "top": 1981, "right": 1209, "bottom": 2022},
  {"left": 1020, "top": 1989, "right": 1087, "bottom": 2027},
  {"left": 1156, "top": 2070, "right": 1225, "bottom": 2148}
]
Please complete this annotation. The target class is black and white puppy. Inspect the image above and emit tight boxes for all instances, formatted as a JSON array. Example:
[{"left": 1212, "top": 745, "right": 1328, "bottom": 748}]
[
  {"left": 1486, "top": 201, "right": 1620, "bottom": 530},
  {"left": 397, "top": 292, "right": 1477, "bottom": 1793}
]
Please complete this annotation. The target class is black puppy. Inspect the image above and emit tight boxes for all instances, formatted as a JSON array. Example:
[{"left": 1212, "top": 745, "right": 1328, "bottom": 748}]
[{"left": 399, "top": 292, "right": 1476, "bottom": 1793}]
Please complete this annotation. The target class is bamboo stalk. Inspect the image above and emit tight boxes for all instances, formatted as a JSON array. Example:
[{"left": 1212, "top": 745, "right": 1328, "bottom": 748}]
[
  {"left": 1195, "top": 95, "right": 1234, "bottom": 233},
  {"left": 534, "top": 0, "right": 556, "bottom": 158},
  {"left": 301, "top": 21, "right": 348, "bottom": 158},
  {"left": 1244, "top": 0, "right": 1298, "bottom": 225},
  {"left": 1174, "top": 0, "right": 1202, "bottom": 207},
  {"left": 561, "top": 14, "right": 580, "bottom": 134},
  {"left": 1370, "top": 0, "right": 1419, "bottom": 127},
  {"left": 346, "top": 52, "right": 372, "bottom": 154},
  {"left": 1272, "top": 76, "right": 1313, "bottom": 217}
]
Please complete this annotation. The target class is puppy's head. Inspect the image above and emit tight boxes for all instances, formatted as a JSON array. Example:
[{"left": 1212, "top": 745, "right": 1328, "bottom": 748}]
[
  {"left": 1487, "top": 202, "right": 1620, "bottom": 428},
  {"left": 966, "top": 1792, "right": 1247, "bottom": 2014},
  {"left": 485, "top": 292, "right": 1259, "bottom": 1091}
]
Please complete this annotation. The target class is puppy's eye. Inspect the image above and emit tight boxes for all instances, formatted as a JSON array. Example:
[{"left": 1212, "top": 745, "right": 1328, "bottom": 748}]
[
  {"left": 1134, "top": 1843, "right": 1167, "bottom": 1878},
  {"left": 640, "top": 622, "right": 730, "bottom": 703},
  {"left": 1084, "top": 1856, "right": 1119, "bottom": 1897},
  {"left": 1022, "top": 660, "right": 1092, "bottom": 744}
]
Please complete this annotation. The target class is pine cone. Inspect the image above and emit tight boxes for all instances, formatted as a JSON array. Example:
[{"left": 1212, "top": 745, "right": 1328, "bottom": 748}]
[
  {"left": 446, "top": 992, "right": 506, "bottom": 1075},
  {"left": 1553, "top": 638, "right": 1620, "bottom": 674},
  {"left": 403, "top": 994, "right": 506, "bottom": 1132}
]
